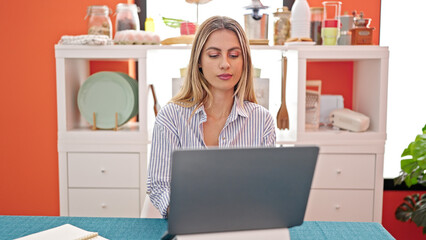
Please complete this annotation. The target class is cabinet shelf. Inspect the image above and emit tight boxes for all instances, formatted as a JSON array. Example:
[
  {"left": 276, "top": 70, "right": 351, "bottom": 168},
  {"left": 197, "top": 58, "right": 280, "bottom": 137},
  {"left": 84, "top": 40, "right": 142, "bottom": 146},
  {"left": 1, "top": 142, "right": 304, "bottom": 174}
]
[{"left": 56, "top": 44, "right": 388, "bottom": 222}]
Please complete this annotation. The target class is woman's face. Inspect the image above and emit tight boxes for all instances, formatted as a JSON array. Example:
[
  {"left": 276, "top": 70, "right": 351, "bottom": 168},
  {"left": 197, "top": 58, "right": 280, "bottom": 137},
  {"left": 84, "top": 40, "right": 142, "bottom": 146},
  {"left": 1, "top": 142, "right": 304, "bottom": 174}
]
[{"left": 199, "top": 29, "right": 243, "bottom": 96}]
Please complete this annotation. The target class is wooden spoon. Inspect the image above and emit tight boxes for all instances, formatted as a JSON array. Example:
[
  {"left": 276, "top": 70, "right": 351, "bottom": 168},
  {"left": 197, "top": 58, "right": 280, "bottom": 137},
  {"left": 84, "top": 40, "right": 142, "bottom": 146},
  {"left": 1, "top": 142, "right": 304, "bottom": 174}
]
[
  {"left": 276, "top": 56, "right": 289, "bottom": 130},
  {"left": 149, "top": 84, "right": 161, "bottom": 116}
]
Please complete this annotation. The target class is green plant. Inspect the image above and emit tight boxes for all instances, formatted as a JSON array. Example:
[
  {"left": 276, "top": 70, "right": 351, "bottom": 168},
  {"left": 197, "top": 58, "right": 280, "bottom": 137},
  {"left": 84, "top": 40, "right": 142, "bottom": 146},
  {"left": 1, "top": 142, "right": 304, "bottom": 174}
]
[{"left": 394, "top": 123, "right": 426, "bottom": 234}]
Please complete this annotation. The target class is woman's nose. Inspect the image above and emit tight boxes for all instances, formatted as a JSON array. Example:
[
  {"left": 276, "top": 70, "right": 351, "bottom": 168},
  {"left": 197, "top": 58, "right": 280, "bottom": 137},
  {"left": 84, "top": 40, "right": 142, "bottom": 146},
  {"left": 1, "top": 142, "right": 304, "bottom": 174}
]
[{"left": 220, "top": 56, "right": 230, "bottom": 70}]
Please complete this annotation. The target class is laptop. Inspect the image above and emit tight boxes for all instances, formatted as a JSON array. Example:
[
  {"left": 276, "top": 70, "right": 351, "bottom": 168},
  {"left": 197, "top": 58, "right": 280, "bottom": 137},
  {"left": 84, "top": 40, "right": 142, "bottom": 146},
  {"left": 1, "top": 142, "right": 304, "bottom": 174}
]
[{"left": 166, "top": 146, "right": 319, "bottom": 237}]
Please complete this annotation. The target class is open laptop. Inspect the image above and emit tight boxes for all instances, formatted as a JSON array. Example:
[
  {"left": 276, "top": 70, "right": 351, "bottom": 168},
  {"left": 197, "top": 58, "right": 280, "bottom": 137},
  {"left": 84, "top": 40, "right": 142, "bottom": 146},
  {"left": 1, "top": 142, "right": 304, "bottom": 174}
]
[{"left": 165, "top": 146, "right": 319, "bottom": 237}]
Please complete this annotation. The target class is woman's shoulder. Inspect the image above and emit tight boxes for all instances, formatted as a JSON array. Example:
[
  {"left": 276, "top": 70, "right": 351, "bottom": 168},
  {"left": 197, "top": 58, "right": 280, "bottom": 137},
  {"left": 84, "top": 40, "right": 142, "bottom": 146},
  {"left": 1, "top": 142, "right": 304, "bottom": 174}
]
[
  {"left": 242, "top": 101, "right": 272, "bottom": 117},
  {"left": 157, "top": 102, "right": 195, "bottom": 121}
]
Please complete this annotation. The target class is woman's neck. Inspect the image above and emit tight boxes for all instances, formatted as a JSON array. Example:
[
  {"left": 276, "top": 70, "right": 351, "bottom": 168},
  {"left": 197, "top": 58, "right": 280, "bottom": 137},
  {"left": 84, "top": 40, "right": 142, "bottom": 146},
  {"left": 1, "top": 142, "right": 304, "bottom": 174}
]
[{"left": 205, "top": 91, "right": 234, "bottom": 120}]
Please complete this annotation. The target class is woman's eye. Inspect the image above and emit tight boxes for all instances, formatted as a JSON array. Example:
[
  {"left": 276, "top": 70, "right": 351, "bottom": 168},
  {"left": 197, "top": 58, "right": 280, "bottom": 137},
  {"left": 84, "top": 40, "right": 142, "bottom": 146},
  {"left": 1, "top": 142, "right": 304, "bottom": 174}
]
[
  {"left": 209, "top": 55, "right": 219, "bottom": 58},
  {"left": 229, "top": 52, "right": 240, "bottom": 58}
]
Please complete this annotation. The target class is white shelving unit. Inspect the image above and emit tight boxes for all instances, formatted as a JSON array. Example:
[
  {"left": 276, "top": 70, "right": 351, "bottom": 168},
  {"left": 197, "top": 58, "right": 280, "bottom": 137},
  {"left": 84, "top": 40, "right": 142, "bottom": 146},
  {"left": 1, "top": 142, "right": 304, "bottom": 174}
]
[{"left": 55, "top": 45, "right": 389, "bottom": 222}]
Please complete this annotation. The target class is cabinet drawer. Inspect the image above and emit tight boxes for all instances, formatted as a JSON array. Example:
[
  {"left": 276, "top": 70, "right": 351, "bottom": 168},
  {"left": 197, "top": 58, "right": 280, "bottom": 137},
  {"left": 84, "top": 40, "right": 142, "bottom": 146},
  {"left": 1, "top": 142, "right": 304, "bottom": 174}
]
[
  {"left": 311, "top": 154, "right": 375, "bottom": 189},
  {"left": 68, "top": 189, "right": 140, "bottom": 218},
  {"left": 68, "top": 153, "right": 139, "bottom": 188},
  {"left": 304, "top": 189, "right": 374, "bottom": 222}
]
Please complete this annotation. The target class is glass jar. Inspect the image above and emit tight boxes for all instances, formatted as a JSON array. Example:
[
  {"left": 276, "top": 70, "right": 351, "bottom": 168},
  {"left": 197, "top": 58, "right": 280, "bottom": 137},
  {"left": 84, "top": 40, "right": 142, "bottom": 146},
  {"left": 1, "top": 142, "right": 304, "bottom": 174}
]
[
  {"left": 273, "top": 7, "right": 291, "bottom": 45},
  {"left": 115, "top": 3, "right": 140, "bottom": 33},
  {"left": 86, "top": 5, "right": 112, "bottom": 38},
  {"left": 310, "top": 7, "right": 323, "bottom": 45}
]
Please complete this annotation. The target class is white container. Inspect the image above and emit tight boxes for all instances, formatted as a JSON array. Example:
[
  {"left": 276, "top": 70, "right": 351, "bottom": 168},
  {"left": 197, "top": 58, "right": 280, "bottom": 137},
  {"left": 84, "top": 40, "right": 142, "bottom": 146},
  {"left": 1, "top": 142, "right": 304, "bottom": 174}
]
[
  {"left": 329, "top": 108, "right": 370, "bottom": 132},
  {"left": 290, "top": 0, "right": 311, "bottom": 39}
]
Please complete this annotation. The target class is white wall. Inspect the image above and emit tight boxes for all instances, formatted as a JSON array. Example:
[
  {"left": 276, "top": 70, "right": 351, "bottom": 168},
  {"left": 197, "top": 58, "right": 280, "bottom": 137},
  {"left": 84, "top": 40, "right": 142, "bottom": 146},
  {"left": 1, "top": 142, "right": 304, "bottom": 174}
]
[
  {"left": 147, "top": 0, "right": 282, "bottom": 40},
  {"left": 380, "top": 0, "right": 426, "bottom": 178}
]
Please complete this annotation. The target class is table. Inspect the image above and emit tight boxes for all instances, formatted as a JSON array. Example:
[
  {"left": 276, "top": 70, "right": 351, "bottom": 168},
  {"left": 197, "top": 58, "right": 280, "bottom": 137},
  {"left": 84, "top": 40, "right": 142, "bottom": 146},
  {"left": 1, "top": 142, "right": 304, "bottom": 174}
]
[{"left": 0, "top": 216, "right": 394, "bottom": 240}]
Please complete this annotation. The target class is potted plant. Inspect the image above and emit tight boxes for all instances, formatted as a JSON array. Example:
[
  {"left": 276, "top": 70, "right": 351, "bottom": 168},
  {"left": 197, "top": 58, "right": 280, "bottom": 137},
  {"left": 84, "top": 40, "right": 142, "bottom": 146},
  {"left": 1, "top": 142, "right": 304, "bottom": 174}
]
[{"left": 394, "top": 123, "right": 426, "bottom": 234}]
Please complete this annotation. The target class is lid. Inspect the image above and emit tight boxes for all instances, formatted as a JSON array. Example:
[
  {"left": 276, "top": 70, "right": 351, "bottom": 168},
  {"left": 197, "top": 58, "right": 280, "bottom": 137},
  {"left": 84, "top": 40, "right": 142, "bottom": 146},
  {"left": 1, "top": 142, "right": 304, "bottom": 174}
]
[
  {"left": 116, "top": 3, "right": 140, "bottom": 13},
  {"left": 323, "top": 19, "right": 338, "bottom": 28},
  {"left": 244, "top": 0, "right": 268, "bottom": 10},
  {"left": 273, "top": 7, "right": 290, "bottom": 16},
  {"left": 310, "top": 7, "right": 324, "bottom": 12},
  {"left": 87, "top": 5, "right": 110, "bottom": 16}
]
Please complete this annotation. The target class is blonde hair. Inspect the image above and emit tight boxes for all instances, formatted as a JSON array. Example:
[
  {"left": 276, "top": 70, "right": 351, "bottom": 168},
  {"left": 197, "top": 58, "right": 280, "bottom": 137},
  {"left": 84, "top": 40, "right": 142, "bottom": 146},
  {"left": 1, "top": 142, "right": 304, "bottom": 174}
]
[{"left": 171, "top": 16, "right": 257, "bottom": 110}]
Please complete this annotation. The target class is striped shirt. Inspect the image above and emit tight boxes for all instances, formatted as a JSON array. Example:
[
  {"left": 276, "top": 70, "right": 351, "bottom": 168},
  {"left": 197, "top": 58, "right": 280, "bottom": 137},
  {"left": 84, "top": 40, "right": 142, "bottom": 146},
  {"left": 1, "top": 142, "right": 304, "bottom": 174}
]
[{"left": 147, "top": 96, "right": 276, "bottom": 217}]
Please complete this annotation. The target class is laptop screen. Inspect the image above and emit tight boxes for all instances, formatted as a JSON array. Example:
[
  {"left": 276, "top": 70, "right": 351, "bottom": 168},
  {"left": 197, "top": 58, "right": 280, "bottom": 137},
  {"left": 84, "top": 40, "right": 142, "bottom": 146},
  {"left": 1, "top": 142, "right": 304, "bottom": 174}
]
[{"left": 167, "top": 146, "right": 319, "bottom": 235}]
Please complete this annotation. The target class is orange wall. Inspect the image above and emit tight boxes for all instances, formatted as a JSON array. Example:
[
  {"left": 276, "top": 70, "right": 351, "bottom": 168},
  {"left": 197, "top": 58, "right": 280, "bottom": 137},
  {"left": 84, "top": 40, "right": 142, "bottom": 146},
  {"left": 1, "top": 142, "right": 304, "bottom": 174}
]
[
  {"left": 0, "top": 0, "right": 130, "bottom": 216},
  {"left": 0, "top": 1, "right": 380, "bottom": 216}
]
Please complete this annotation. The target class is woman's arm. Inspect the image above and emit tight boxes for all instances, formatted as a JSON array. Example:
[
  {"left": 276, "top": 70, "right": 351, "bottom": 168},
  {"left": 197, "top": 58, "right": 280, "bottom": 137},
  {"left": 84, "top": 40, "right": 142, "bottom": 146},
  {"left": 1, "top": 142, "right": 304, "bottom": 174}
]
[
  {"left": 263, "top": 110, "right": 277, "bottom": 146},
  {"left": 147, "top": 106, "right": 180, "bottom": 218}
]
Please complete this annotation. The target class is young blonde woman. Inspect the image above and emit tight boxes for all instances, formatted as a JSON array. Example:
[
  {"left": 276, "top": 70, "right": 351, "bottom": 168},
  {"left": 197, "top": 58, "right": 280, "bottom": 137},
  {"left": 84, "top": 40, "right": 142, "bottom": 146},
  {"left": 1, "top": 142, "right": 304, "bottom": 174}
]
[{"left": 147, "top": 16, "right": 276, "bottom": 217}]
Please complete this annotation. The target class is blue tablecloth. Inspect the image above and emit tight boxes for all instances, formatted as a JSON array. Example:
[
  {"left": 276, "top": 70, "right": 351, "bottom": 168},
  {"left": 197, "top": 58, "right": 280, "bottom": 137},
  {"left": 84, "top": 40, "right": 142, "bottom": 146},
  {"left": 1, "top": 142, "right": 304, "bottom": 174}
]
[{"left": 0, "top": 216, "right": 394, "bottom": 240}]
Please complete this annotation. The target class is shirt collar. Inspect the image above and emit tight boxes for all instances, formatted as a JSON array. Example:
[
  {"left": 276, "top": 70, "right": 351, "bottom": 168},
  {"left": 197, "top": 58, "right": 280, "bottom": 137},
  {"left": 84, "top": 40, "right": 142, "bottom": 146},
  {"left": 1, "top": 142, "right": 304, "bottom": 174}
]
[{"left": 194, "top": 95, "right": 249, "bottom": 120}]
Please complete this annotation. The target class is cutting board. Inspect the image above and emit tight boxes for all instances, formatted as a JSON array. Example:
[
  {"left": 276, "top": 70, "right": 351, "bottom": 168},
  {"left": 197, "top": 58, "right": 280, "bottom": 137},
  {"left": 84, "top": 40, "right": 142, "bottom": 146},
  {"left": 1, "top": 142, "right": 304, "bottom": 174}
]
[{"left": 161, "top": 35, "right": 195, "bottom": 45}]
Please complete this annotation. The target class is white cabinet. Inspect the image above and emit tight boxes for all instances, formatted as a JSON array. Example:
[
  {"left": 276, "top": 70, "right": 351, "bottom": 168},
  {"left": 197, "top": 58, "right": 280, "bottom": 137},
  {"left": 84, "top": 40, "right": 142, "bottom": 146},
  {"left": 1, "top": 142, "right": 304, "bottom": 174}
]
[{"left": 55, "top": 45, "right": 388, "bottom": 222}]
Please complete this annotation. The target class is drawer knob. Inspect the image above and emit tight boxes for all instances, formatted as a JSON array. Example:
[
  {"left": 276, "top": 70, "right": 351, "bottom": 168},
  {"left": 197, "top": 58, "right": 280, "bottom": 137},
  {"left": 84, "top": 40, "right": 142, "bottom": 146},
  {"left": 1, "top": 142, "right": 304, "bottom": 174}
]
[
  {"left": 336, "top": 169, "right": 342, "bottom": 174},
  {"left": 101, "top": 204, "right": 107, "bottom": 209},
  {"left": 101, "top": 169, "right": 106, "bottom": 173},
  {"left": 335, "top": 205, "right": 341, "bottom": 210}
]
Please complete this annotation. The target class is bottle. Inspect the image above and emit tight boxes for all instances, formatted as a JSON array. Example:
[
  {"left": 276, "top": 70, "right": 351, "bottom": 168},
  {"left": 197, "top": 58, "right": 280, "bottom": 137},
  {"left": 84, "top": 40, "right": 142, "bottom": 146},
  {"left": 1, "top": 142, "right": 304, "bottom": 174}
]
[
  {"left": 310, "top": 7, "right": 323, "bottom": 45},
  {"left": 86, "top": 5, "right": 112, "bottom": 38},
  {"left": 273, "top": 7, "right": 291, "bottom": 45},
  {"left": 290, "top": 0, "right": 311, "bottom": 39},
  {"left": 115, "top": 3, "right": 140, "bottom": 33},
  {"left": 145, "top": 17, "right": 155, "bottom": 32}
]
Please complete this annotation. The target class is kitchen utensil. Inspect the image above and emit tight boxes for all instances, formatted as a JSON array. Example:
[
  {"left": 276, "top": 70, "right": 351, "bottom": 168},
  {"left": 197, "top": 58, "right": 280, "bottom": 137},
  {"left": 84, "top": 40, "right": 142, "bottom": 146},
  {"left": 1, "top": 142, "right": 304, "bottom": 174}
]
[
  {"left": 277, "top": 56, "right": 289, "bottom": 130},
  {"left": 337, "top": 14, "right": 354, "bottom": 45},
  {"left": 244, "top": 0, "right": 269, "bottom": 40},
  {"left": 149, "top": 84, "right": 161, "bottom": 116},
  {"left": 321, "top": 1, "right": 342, "bottom": 45},
  {"left": 161, "top": 35, "right": 195, "bottom": 45},
  {"left": 185, "top": 0, "right": 212, "bottom": 24},
  {"left": 305, "top": 80, "right": 321, "bottom": 129}
]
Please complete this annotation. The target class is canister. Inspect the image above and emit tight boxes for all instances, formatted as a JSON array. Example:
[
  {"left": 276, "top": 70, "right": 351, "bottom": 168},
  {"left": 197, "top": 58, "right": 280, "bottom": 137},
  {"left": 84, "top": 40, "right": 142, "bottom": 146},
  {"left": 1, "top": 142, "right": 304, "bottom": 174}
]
[
  {"left": 86, "top": 5, "right": 112, "bottom": 38},
  {"left": 273, "top": 7, "right": 291, "bottom": 45},
  {"left": 115, "top": 3, "right": 140, "bottom": 33}
]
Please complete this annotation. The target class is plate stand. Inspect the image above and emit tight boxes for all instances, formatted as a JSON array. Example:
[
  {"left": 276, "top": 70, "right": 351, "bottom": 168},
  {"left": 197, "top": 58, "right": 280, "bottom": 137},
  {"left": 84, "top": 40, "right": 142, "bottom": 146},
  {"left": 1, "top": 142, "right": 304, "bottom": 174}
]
[{"left": 92, "top": 112, "right": 118, "bottom": 131}]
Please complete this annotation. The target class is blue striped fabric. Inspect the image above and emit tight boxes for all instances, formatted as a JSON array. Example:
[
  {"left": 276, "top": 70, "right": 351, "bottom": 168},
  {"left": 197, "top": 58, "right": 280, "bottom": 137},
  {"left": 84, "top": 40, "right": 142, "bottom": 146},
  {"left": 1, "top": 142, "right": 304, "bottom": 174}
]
[{"left": 147, "top": 96, "right": 276, "bottom": 217}]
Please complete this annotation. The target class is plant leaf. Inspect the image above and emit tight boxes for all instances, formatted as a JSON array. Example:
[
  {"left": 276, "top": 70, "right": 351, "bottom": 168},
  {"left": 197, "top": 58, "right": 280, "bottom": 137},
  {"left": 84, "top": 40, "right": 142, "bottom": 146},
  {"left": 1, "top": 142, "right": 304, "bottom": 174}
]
[
  {"left": 412, "top": 200, "right": 426, "bottom": 228},
  {"left": 394, "top": 172, "right": 407, "bottom": 186},
  {"left": 396, "top": 194, "right": 419, "bottom": 222},
  {"left": 422, "top": 124, "right": 426, "bottom": 133},
  {"left": 401, "top": 158, "right": 418, "bottom": 174},
  {"left": 402, "top": 144, "right": 413, "bottom": 157}
]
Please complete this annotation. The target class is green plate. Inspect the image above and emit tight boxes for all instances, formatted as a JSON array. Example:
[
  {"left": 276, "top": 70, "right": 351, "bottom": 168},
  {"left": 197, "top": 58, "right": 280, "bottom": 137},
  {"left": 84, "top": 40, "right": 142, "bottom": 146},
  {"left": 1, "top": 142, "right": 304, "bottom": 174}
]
[
  {"left": 78, "top": 71, "right": 136, "bottom": 129},
  {"left": 116, "top": 72, "right": 138, "bottom": 123}
]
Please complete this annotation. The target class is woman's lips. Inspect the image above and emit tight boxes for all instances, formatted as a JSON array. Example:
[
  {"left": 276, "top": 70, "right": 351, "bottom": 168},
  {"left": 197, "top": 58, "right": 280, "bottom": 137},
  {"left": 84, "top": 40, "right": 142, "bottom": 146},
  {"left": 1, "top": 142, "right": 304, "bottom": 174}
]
[{"left": 218, "top": 74, "right": 232, "bottom": 80}]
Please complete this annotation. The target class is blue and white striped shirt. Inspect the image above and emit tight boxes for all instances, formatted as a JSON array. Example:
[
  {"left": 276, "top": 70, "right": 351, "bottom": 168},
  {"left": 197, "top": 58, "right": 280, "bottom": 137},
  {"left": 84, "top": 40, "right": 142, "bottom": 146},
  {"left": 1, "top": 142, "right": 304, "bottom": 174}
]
[{"left": 147, "top": 96, "right": 276, "bottom": 217}]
